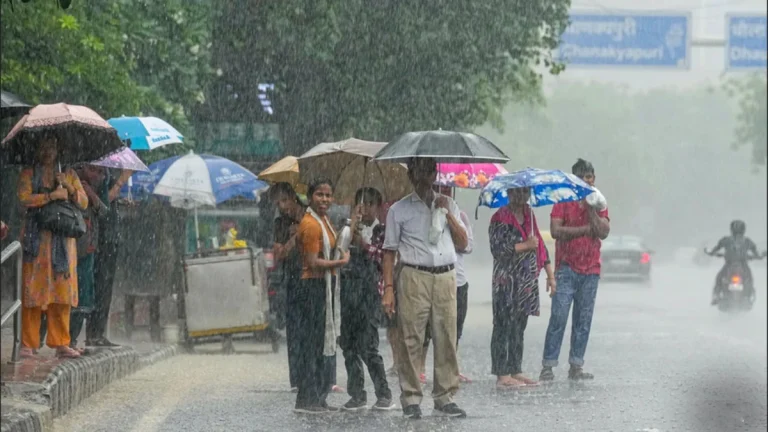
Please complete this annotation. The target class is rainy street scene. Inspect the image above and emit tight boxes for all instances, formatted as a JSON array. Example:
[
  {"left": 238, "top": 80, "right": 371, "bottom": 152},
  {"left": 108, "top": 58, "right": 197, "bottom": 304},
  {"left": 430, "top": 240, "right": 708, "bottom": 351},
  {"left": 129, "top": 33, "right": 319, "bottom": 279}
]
[{"left": 0, "top": 1, "right": 766, "bottom": 432}]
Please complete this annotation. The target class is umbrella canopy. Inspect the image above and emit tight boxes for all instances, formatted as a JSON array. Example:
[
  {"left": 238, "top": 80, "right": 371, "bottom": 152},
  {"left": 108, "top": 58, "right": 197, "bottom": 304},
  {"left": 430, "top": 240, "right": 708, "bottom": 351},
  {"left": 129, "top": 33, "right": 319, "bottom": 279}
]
[
  {"left": 151, "top": 150, "right": 269, "bottom": 208},
  {"left": 1, "top": 90, "right": 31, "bottom": 119},
  {"left": 1, "top": 103, "right": 123, "bottom": 165},
  {"left": 436, "top": 163, "right": 508, "bottom": 189},
  {"left": 258, "top": 155, "right": 306, "bottom": 194},
  {"left": 298, "top": 137, "right": 411, "bottom": 205},
  {"left": 107, "top": 116, "right": 184, "bottom": 151},
  {"left": 373, "top": 130, "right": 510, "bottom": 164},
  {"left": 478, "top": 168, "right": 595, "bottom": 209},
  {"left": 89, "top": 146, "right": 150, "bottom": 172}
]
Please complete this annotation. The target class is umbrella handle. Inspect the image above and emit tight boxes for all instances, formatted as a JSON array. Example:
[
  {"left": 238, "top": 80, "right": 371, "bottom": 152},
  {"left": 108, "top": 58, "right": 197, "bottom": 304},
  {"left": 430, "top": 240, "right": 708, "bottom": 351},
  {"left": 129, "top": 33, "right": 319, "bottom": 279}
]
[{"left": 529, "top": 190, "right": 534, "bottom": 237}]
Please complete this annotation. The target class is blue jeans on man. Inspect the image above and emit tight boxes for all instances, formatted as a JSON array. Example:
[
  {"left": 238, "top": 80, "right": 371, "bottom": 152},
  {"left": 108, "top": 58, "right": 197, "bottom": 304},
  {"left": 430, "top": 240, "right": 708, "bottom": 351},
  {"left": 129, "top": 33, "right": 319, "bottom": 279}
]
[{"left": 542, "top": 265, "right": 599, "bottom": 370}]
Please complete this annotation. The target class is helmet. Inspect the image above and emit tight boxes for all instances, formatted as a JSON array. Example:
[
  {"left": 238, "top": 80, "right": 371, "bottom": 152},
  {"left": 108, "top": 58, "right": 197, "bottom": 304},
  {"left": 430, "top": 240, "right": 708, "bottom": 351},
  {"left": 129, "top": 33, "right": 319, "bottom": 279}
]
[{"left": 730, "top": 220, "right": 746, "bottom": 236}]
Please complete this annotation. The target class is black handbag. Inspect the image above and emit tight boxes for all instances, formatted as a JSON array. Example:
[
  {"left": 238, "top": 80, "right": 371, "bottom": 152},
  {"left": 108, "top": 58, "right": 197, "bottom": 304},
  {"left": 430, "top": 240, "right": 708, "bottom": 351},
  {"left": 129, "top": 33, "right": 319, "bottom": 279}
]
[
  {"left": 31, "top": 167, "right": 86, "bottom": 238},
  {"left": 35, "top": 200, "right": 87, "bottom": 238}
]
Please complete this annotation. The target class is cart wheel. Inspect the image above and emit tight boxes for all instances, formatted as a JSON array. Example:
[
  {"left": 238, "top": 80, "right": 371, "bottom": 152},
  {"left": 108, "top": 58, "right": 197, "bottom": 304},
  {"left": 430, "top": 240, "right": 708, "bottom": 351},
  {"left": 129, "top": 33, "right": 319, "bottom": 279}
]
[{"left": 222, "top": 336, "right": 235, "bottom": 355}]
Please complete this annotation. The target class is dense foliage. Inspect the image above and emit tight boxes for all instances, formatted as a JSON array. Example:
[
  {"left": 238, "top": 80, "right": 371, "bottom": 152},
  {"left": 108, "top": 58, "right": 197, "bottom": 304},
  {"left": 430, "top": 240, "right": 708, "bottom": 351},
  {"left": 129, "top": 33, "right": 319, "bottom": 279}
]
[
  {"left": 1, "top": 0, "right": 215, "bottom": 163},
  {"left": 723, "top": 73, "right": 767, "bottom": 167},
  {"left": 208, "top": 0, "right": 572, "bottom": 155}
]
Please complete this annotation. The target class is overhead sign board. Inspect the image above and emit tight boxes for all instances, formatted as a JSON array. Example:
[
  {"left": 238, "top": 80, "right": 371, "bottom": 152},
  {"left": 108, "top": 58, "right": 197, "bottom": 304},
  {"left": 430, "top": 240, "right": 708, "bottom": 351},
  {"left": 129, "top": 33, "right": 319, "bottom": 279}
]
[
  {"left": 557, "top": 12, "right": 691, "bottom": 68},
  {"left": 726, "top": 15, "right": 767, "bottom": 70}
]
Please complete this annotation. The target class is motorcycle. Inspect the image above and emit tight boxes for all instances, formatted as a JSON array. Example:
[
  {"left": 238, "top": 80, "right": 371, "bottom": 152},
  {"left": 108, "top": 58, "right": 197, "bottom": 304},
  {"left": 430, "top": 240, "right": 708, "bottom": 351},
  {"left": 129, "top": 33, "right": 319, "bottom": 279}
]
[{"left": 706, "top": 249, "right": 766, "bottom": 312}]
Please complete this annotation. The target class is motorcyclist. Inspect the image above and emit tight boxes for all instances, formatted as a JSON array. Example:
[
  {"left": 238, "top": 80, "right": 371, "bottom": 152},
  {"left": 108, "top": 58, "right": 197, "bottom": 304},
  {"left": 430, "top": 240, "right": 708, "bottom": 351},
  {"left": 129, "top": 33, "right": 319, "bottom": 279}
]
[{"left": 705, "top": 220, "right": 765, "bottom": 305}]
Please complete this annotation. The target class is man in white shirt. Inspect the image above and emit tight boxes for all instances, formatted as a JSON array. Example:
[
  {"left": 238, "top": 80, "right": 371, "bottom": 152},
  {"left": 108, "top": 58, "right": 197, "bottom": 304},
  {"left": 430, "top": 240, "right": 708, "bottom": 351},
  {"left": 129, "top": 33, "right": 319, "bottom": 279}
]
[
  {"left": 381, "top": 158, "right": 469, "bottom": 419},
  {"left": 420, "top": 187, "right": 473, "bottom": 384}
]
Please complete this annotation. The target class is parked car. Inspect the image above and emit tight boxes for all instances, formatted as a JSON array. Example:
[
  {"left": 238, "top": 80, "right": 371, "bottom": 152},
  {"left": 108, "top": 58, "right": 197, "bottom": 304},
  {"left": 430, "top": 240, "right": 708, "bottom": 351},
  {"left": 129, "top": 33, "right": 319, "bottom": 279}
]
[{"left": 601, "top": 235, "right": 653, "bottom": 283}]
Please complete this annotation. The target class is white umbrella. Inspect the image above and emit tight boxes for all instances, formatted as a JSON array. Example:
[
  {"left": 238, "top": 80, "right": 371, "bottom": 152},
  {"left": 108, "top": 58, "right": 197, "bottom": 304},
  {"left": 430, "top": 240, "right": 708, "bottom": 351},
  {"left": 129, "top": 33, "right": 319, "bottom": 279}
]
[{"left": 151, "top": 150, "right": 268, "bottom": 249}]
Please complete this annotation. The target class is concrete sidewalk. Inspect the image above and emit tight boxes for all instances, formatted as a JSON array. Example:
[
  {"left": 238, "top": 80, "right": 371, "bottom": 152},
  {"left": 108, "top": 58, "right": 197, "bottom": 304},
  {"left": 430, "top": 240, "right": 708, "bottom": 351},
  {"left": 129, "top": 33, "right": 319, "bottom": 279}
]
[{"left": 1, "top": 328, "right": 178, "bottom": 432}]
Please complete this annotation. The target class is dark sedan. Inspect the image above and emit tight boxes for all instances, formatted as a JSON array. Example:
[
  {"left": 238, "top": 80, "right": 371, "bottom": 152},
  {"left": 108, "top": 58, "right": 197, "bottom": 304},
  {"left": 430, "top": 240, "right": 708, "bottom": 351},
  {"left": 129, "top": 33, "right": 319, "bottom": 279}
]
[{"left": 601, "top": 235, "right": 653, "bottom": 282}]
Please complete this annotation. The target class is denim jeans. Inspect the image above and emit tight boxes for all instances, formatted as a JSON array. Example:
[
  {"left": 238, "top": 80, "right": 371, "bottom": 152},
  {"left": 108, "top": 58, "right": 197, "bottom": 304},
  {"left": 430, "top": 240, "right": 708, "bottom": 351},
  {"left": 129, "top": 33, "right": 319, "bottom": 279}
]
[{"left": 542, "top": 265, "right": 600, "bottom": 368}]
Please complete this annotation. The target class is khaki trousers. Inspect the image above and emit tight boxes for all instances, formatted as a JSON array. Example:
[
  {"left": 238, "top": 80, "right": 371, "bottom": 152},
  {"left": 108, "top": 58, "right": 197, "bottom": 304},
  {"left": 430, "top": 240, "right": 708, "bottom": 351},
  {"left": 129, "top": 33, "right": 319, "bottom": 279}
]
[{"left": 395, "top": 265, "right": 459, "bottom": 407}]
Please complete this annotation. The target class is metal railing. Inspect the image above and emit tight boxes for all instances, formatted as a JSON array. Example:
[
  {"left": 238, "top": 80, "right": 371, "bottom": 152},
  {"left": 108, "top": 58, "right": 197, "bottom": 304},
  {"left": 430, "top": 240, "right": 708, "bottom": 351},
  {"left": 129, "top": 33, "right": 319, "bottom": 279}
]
[{"left": 1, "top": 240, "right": 22, "bottom": 363}]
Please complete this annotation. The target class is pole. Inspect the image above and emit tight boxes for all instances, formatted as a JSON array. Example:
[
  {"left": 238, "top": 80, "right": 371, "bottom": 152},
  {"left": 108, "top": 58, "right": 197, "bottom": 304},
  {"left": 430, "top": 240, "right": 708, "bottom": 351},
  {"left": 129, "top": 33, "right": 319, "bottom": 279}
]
[{"left": 194, "top": 206, "right": 200, "bottom": 251}]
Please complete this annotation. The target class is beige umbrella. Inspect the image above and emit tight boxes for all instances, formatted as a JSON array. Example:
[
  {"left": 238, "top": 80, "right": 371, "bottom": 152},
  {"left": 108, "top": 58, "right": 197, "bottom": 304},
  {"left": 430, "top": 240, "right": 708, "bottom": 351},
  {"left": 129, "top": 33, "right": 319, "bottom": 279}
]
[
  {"left": 298, "top": 137, "right": 411, "bottom": 205},
  {"left": 1, "top": 102, "right": 123, "bottom": 165},
  {"left": 258, "top": 155, "right": 307, "bottom": 194}
]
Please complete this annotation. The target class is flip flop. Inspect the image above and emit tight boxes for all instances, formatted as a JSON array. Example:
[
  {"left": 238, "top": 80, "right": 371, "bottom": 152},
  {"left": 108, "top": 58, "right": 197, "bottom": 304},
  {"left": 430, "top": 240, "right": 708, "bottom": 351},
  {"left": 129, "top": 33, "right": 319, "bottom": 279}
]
[
  {"left": 56, "top": 346, "right": 81, "bottom": 359},
  {"left": 496, "top": 380, "right": 526, "bottom": 390}
]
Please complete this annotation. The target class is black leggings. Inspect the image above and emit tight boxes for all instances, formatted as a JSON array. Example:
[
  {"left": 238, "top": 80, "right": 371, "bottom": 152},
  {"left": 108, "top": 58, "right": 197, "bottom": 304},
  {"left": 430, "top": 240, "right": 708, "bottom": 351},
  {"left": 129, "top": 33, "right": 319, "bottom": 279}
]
[
  {"left": 294, "top": 278, "right": 335, "bottom": 408},
  {"left": 491, "top": 307, "right": 529, "bottom": 377}
]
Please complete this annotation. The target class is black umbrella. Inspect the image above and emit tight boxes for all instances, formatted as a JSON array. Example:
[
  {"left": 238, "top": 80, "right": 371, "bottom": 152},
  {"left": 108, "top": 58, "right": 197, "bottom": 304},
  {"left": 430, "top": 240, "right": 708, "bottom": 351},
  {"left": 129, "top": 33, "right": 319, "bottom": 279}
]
[
  {"left": 373, "top": 130, "right": 510, "bottom": 164},
  {"left": 1, "top": 90, "right": 31, "bottom": 119}
]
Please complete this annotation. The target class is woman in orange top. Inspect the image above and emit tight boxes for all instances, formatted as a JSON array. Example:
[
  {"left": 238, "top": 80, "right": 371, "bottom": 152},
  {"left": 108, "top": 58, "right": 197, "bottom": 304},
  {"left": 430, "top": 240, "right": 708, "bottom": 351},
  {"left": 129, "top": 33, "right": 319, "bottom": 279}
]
[
  {"left": 18, "top": 136, "right": 88, "bottom": 359},
  {"left": 293, "top": 178, "right": 350, "bottom": 414}
]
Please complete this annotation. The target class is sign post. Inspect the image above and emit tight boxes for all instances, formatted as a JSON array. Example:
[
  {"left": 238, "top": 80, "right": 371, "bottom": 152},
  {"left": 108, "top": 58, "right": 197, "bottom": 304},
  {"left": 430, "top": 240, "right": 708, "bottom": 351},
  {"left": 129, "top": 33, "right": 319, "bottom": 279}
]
[
  {"left": 725, "top": 15, "right": 767, "bottom": 70},
  {"left": 557, "top": 12, "right": 691, "bottom": 68}
]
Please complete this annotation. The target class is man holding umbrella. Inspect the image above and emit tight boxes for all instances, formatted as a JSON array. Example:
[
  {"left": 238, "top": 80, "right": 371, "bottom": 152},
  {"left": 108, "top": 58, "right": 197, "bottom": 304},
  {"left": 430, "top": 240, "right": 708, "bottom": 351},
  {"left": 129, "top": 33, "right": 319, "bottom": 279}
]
[
  {"left": 540, "top": 158, "right": 610, "bottom": 382},
  {"left": 381, "top": 157, "right": 469, "bottom": 419}
]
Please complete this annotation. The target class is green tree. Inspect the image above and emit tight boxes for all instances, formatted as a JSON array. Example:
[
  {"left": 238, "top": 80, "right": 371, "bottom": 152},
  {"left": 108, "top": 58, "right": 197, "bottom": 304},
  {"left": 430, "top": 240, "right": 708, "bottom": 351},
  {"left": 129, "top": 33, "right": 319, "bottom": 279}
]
[
  {"left": 207, "top": 0, "right": 571, "bottom": 155},
  {"left": 0, "top": 0, "right": 216, "bottom": 163},
  {"left": 724, "top": 73, "right": 767, "bottom": 168}
]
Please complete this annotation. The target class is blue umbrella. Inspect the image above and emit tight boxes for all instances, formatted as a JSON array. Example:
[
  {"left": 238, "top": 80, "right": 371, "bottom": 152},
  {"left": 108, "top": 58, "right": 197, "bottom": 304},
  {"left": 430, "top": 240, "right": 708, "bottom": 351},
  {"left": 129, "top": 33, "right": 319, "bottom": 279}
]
[
  {"left": 121, "top": 152, "right": 268, "bottom": 205},
  {"left": 107, "top": 116, "right": 184, "bottom": 150},
  {"left": 478, "top": 167, "right": 595, "bottom": 209}
]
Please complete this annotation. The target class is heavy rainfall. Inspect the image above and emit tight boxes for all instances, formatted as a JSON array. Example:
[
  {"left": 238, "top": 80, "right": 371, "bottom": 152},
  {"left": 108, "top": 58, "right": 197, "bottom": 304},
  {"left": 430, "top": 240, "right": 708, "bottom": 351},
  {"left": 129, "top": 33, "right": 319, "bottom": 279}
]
[{"left": 0, "top": 0, "right": 766, "bottom": 431}]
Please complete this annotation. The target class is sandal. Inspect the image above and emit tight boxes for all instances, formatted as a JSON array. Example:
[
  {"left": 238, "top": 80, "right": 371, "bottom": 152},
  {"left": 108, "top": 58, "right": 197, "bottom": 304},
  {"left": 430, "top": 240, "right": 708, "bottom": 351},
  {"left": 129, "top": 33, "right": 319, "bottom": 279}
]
[
  {"left": 19, "top": 347, "right": 36, "bottom": 358},
  {"left": 56, "top": 346, "right": 81, "bottom": 359},
  {"left": 496, "top": 377, "right": 526, "bottom": 390},
  {"left": 512, "top": 374, "right": 540, "bottom": 386}
]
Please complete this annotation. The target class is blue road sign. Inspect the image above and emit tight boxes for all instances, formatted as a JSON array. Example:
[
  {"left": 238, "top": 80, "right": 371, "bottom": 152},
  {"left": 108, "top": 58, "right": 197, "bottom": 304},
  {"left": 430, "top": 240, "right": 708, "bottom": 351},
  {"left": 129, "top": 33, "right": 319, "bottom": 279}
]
[
  {"left": 557, "top": 12, "right": 691, "bottom": 68},
  {"left": 726, "top": 15, "right": 767, "bottom": 70}
]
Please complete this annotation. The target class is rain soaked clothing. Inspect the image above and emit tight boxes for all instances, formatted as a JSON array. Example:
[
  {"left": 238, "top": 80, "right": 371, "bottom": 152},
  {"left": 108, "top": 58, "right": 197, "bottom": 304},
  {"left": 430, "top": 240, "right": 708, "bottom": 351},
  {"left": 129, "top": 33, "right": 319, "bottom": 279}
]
[
  {"left": 18, "top": 166, "right": 87, "bottom": 349},
  {"left": 274, "top": 211, "right": 303, "bottom": 388},
  {"left": 339, "top": 244, "right": 391, "bottom": 403},
  {"left": 489, "top": 206, "right": 548, "bottom": 376},
  {"left": 293, "top": 277, "right": 335, "bottom": 409}
]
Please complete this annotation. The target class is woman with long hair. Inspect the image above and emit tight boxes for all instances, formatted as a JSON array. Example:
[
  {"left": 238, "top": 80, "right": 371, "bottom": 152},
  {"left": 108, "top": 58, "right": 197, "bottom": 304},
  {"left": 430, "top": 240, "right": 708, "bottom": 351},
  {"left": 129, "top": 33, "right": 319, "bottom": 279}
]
[
  {"left": 489, "top": 187, "right": 556, "bottom": 389},
  {"left": 270, "top": 182, "right": 306, "bottom": 392},
  {"left": 293, "top": 178, "right": 350, "bottom": 414}
]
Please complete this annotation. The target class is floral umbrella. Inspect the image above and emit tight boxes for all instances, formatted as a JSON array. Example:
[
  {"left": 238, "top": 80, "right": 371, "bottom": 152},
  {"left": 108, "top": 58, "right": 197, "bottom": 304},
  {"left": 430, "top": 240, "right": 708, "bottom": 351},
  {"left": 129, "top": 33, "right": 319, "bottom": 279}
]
[{"left": 435, "top": 163, "right": 508, "bottom": 189}]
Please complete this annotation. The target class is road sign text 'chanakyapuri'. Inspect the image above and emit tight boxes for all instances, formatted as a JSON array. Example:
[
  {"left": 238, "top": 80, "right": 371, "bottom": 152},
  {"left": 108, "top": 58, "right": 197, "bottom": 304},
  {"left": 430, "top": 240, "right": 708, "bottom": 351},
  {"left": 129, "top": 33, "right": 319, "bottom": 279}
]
[
  {"left": 557, "top": 12, "right": 691, "bottom": 68},
  {"left": 726, "top": 14, "right": 767, "bottom": 70}
]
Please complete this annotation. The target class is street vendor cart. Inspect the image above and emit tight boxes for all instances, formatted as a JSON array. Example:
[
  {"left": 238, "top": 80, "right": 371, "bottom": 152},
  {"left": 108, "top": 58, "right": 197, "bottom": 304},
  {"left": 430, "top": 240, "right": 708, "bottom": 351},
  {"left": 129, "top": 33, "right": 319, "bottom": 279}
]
[{"left": 178, "top": 206, "right": 279, "bottom": 354}]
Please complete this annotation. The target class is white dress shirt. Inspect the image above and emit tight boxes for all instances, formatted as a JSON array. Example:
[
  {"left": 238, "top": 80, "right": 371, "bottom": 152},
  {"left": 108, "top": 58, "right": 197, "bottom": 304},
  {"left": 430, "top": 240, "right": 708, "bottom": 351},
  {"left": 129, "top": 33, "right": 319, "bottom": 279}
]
[
  {"left": 454, "top": 210, "right": 473, "bottom": 286},
  {"left": 383, "top": 192, "right": 466, "bottom": 268}
]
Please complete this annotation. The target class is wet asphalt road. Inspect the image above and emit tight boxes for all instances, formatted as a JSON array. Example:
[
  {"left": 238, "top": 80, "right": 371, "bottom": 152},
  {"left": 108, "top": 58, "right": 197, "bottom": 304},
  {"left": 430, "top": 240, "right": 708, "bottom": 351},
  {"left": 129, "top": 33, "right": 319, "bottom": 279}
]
[{"left": 54, "top": 261, "right": 767, "bottom": 432}]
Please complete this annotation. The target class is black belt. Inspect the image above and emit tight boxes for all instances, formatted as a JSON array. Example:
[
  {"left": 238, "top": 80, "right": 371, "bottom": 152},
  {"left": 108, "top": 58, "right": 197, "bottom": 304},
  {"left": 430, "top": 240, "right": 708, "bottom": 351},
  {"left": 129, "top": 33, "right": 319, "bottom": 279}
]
[{"left": 403, "top": 263, "right": 455, "bottom": 274}]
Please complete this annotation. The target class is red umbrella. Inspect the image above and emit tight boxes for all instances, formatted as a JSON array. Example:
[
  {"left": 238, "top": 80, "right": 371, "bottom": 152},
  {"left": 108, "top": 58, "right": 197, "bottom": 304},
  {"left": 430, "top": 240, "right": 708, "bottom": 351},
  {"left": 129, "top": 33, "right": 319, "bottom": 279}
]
[{"left": 1, "top": 103, "right": 124, "bottom": 165}]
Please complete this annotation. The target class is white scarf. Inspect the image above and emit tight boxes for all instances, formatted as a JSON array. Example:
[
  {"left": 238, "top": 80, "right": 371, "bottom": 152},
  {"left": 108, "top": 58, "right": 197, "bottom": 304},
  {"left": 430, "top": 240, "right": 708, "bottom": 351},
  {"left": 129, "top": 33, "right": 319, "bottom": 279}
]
[
  {"left": 360, "top": 218, "right": 380, "bottom": 245},
  {"left": 306, "top": 207, "right": 341, "bottom": 356}
]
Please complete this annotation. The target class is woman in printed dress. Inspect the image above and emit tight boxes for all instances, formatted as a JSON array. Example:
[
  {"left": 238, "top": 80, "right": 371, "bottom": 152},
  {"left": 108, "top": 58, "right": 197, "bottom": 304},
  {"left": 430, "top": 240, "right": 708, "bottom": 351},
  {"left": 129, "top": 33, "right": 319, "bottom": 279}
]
[{"left": 489, "top": 187, "right": 556, "bottom": 388}]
